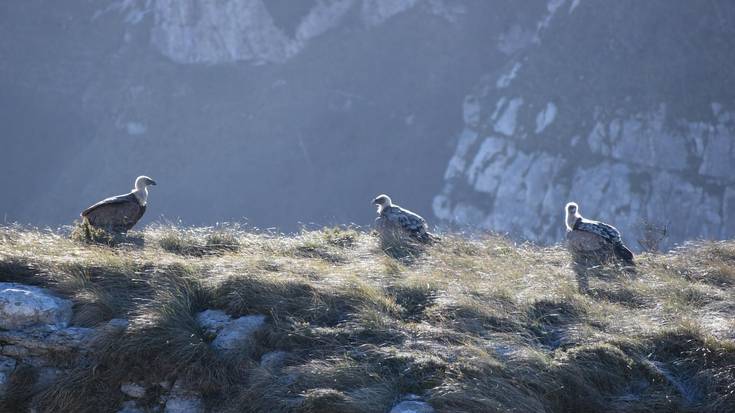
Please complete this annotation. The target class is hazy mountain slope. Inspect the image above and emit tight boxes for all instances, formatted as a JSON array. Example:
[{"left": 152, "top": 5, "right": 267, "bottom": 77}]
[
  {"left": 1, "top": 0, "right": 733, "bottom": 250},
  {"left": 1, "top": 0, "right": 543, "bottom": 230}
]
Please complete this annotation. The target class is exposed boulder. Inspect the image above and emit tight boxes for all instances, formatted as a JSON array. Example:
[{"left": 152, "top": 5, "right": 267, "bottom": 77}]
[
  {"left": 211, "top": 315, "right": 266, "bottom": 352},
  {"left": 0, "top": 326, "right": 94, "bottom": 362},
  {"left": 195, "top": 309, "right": 231, "bottom": 337},
  {"left": 103, "top": 318, "right": 130, "bottom": 333},
  {"left": 117, "top": 400, "right": 145, "bottom": 413},
  {"left": 196, "top": 309, "right": 266, "bottom": 353},
  {"left": 389, "top": 394, "right": 435, "bottom": 413},
  {"left": 120, "top": 382, "right": 146, "bottom": 399},
  {"left": 163, "top": 381, "right": 204, "bottom": 413},
  {"left": 164, "top": 396, "right": 203, "bottom": 413},
  {"left": 0, "top": 283, "right": 72, "bottom": 330},
  {"left": 259, "top": 351, "right": 289, "bottom": 370}
]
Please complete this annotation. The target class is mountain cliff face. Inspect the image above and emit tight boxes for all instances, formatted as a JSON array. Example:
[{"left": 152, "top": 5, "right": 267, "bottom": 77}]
[
  {"left": 433, "top": 0, "right": 735, "bottom": 248},
  {"left": 1, "top": 0, "right": 733, "bottom": 248}
]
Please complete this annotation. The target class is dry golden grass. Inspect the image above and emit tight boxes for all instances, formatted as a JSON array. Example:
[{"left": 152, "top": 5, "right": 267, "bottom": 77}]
[{"left": 0, "top": 225, "right": 733, "bottom": 412}]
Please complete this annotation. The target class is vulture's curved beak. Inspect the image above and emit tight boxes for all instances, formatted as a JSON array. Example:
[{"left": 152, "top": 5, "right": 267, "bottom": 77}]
[{"left": 149, "top": 180, "right": 157, "bottom": 186}]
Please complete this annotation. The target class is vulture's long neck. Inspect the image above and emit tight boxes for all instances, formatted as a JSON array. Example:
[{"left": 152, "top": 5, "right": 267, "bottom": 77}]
[
  {"left": 566, "top": 211, "right": 582, "bottom": 231},
  {"left": 132, "top": 187, "right": 148, "bottom": 206}
]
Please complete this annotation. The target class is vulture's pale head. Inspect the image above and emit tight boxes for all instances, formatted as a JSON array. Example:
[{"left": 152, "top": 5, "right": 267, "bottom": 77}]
[
  {"left": 134, "top": 176, "right": 157, "bottom": 190},
  {"left": 373, "top": 194, "right": 392, "bottom": 214},
  {"left": 133, "top": 176, "right": 156, "bottom": 205},
  {"left": 565, "top": 202, "right": 581, "bottom": 231}
]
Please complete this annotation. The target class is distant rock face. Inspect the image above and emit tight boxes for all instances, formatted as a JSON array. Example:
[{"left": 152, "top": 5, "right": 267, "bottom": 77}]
[
  {"left": 433, "top": 0, "right": 735, "bottom": 249},
  {"left": 149, "top": 0, "right": 453, "bottom": 64},
  {"left": 0, "top": 283, "right": 73, "bottom": 330}
]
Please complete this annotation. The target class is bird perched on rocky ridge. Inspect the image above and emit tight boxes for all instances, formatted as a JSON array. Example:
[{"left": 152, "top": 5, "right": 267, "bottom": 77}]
[
  {"left": 373, "top": 194, "right": 436, "bottom": 244},
  {"left": 81, "top": 176, "right": 157, "bottom": 233},
  {"left": 565, "top": 202, "right": 634, "bottom": 264}
]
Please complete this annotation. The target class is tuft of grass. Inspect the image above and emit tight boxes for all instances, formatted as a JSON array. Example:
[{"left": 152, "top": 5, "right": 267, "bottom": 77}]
[
  {"left": 292, "top": 230, "right": 348, "bottom": 263},
  {"left": 154, "top": 226, "right": 241, "bottom": 257},
  {"left": 205, "top": 231, "right": 241, "bottom": 253},
  {"left": 157, "top": 227, "right": 207, "bottom": 256},
  {"left": 69, "top": 219, "right": 118, "bottom": 246},
  {"left": 386, "top": 280, "right": 438, "bottom": 321},
  {"left": 51, "top": 261, "right": 151, "bottom": 326},
  {"left": 321, "top": 226, "right": 359, "bottom": 248},
  {"left": 115, "top": 279, "right": 231, "bottom": 394}
]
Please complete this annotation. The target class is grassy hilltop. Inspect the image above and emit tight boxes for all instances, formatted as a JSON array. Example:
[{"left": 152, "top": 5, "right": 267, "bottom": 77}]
[{"left": 0, "top": 225, "right": 733, "bottom": 412}]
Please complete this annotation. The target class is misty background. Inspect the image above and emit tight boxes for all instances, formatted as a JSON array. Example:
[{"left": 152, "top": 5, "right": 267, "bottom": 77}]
[{"left": 1, "top": 0, "right": 734, "bottom": 249}]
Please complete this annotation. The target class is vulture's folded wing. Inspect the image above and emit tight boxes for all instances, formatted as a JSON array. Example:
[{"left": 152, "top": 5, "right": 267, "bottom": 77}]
[
  {"left": 81, "top": 193, "right": 137, "bottom": 217},
  {"left": 81, "top": 193, "right": 144, "bottom": 232},
  {"left": 388, "top": 207, "right": 428, "bottom": 233},
  {"left": 574, "top": 218, "right": 622, "bottom": 245}
]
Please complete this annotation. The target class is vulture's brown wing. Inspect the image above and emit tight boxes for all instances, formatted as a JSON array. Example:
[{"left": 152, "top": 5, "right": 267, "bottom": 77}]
[{"left": 81, "top": 193, "right": 145, "bottom": 232}]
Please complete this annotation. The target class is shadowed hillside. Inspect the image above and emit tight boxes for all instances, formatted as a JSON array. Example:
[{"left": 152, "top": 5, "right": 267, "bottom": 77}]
[{"left": 0, "top": 225, "right": 733, "bottom": 412}]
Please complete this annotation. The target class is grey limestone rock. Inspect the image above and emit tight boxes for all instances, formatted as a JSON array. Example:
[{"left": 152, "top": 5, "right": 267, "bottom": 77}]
[
  {"left": 195, "top": 310, "right": 266, "bottom": 353},
  {"left": 389, "top": 395, "right": 435, "bottom": 413},
  {"left": 0, "top": 283, "right": 73, "bottom": 330}
]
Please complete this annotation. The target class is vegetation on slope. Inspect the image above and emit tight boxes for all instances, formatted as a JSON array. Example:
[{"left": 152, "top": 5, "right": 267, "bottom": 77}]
[{"left": 0, "top": 225, "right": 733, "bottom": 412}]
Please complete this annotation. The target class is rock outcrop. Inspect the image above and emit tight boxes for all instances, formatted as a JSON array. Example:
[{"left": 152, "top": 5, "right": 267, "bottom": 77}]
[
  {"left": 0, "top": 283, "right": 88, "bottom": 401},
  {"left": 433, "top": 0, "right": 735, "bottom": 249},
  {"left": 0, "top": 284, "right": 269, "bottom": 411}
]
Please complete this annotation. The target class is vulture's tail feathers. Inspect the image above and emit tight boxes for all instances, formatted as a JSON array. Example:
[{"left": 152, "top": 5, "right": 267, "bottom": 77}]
[
  {"left": 613, "top": 243, "right": 635, "bottom": 265},
  {"left": 417, "top": 231, "right": 440, "bottom": 244},
  {"left": 427, "top": 232, "right": 441, "bottom": 243}
]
